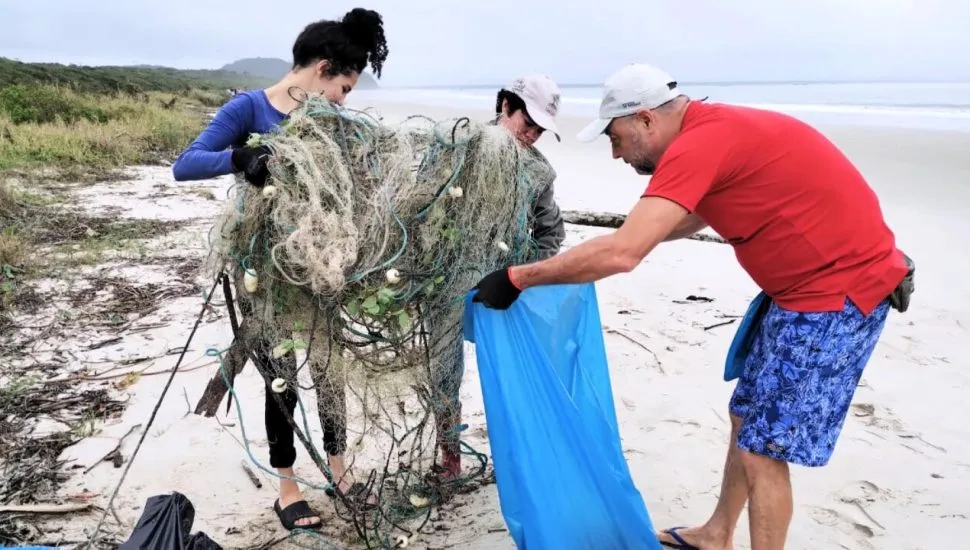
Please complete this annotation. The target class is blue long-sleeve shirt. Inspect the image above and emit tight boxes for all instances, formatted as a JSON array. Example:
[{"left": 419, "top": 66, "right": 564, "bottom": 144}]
[{"left": 172, "top": 90, "right": 286, "bottom": 181}]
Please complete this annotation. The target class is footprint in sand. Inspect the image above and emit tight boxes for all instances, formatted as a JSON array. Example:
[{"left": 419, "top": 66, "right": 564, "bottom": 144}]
[
  {"left": 850, "top": 402, "right": 947, "bottom": 455},
  {"left": 851, "top": 402, "right": 903, "bottom": 432},
  {"left": 807, "top": 506, "right": 878, "bottom": 550},
  {"left": 809, "top": 478, "right": 912, "bottom": 548}
]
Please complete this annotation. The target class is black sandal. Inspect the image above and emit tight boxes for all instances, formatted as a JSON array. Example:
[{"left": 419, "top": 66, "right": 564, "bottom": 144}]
[{"left": 273, "top": 498, "right": 323, "bottom": 531}]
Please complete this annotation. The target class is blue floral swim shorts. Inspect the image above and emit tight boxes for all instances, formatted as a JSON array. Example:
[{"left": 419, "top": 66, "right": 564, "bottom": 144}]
[{"left": 728, "top": 298, "right": 890, "bottom": 467}]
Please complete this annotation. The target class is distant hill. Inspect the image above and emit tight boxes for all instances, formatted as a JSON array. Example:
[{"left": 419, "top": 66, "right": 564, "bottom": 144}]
[
  {"left": 0, "top": 57, "right": 273, "bottom": 95},
  {"left": 220, "top": 57, "right": 379, "bottom": 89}
]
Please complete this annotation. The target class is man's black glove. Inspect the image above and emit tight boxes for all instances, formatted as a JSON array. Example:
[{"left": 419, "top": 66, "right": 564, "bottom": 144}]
[
  {"left": 231, "top": 145, "right": 272, "bottom": 187},
  {"left": 472, "top": 268, "right": 522, "bottom": 310},
  {"left": 889, "top": 252, "right": 915, "bottom": 313}
]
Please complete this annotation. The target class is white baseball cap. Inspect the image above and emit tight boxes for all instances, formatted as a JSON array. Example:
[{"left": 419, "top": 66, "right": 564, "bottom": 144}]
[
  {"left": 576, "top": 63, "right": 682, "bottom": 143},
  {"left": 502, "top": 74, "right": 562, "bottom": 142}
]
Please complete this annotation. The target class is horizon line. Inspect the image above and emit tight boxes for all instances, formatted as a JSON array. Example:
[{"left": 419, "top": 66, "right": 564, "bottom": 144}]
[
  {"left": 382, "top": 78, "right": 970, "bottom": 89},
  {"left": 3, "top": 57, "right": 968, "bottom": 88}
]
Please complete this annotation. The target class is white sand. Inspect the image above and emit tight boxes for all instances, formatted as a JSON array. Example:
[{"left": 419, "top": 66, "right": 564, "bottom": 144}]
[{"left": 31, "top": 98, "right": 970, "bottom": 550}]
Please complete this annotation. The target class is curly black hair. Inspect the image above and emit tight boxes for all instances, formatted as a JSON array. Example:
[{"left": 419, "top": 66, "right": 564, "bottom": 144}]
[{"left": 291, "top": 8, "right": 390, "bottom": 79}]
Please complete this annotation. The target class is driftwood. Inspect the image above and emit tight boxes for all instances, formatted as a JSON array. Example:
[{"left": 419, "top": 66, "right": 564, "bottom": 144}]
[
  {"left": 194, "top": 336, "right": 248, "bottom": 416},
  {"left": 0, "top": 503, "right": 92, "bottom": 514},
  {"left": 561, "top": 210, "right": 728, "bottom": 244},
  {"left": 241, "top": 461, "right": 263, "bottom": 489},
  {"left": 83, "top": 423, "right": 142, "bottom": 474}
]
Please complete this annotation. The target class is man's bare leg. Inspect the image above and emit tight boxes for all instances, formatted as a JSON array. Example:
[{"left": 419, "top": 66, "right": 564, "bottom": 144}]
[
  {"left": 738, "top": 450, "right": 792, "bottom": 550},
  {"left": 657, "top": 414, "right": 748, "bottom": 550}
]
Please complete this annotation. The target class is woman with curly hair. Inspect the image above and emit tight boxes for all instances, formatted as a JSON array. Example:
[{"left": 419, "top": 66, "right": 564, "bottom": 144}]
[{"left": 173, "top": 7, "right": 388, "bottom": 531}]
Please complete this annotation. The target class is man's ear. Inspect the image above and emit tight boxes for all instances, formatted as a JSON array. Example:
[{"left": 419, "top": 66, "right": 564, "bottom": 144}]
[{"left": 634, "top": 109, "right": 655, "bottom": 129}]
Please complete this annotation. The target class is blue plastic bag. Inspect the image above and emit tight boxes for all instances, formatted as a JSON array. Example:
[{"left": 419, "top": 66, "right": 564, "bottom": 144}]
[
  {"left": 464, "top": 283, "right": 661, "bottom": 550},
  {"left": 723, "top": 291, "right": 772, "bottom": 382}
]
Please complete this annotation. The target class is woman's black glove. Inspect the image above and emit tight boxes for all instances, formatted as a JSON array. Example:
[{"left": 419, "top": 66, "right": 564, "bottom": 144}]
[{"left": 231, "top": 145, "right": 272, "bottom": 187}]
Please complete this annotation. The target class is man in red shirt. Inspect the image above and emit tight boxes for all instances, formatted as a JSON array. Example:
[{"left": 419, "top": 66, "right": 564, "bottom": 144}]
[{"left": 471, "top": 63, "right": 914, "bottom": 550}]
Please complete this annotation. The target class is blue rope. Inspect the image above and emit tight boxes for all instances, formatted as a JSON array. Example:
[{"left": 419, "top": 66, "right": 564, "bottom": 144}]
[{"left": 204, "top": 347, "right": 350, "bottom": 549}]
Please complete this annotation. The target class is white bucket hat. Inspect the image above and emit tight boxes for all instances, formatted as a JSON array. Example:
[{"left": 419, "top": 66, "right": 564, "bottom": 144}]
[{"left": 502, "top": 74, "right": 562, "bottom": 142}]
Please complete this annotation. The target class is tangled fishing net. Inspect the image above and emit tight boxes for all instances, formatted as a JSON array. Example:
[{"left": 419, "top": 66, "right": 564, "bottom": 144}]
[{"left": 203, "top": 93, "right": 553, "bottom": 548}]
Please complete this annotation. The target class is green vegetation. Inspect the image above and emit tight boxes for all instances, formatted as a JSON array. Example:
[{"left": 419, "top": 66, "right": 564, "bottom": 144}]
[
  {"left": 0, "top": 56, "right": 256, "bottom": 175},
  {"left": 0, "top": 59, "right": 261, "bottom": 529},
  {"left": 0, "top": 57, "right": 256, "bottom": 323},
  {"left": 0, "top": 85, "right": 216, "bottom": 173},
  {"left": 0, "top": 57, "right": 273, "bottom": 95},
  {"left": 219, "top": 57, "right": 379, "bottom": 89}
]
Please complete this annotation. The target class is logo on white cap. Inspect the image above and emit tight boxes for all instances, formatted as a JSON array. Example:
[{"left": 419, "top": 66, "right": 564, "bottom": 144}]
[
  {"left": 504, "top": 74, "right": 562, "bottom": 141},
  {"left": 576, "top": 63, "right": 681, "bottom": 143}
]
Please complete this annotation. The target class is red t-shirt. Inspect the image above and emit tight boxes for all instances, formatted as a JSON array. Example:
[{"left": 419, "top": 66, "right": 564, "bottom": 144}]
[{"left": 642, "top": 101, "right": 908, "bottom": 315}]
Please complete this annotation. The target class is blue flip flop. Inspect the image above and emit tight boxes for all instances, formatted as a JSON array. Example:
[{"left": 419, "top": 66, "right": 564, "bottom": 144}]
[{"left": 660, "top": 526, "right": 700, "bottom": 550}]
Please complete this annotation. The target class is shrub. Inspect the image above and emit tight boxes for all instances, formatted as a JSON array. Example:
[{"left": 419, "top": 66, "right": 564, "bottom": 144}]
[
  {"left": 0, "top": 85, "right": 111, "bottom": 125},
  {"left": 0, "top": 87, "right": 207, "bottom": 173}
]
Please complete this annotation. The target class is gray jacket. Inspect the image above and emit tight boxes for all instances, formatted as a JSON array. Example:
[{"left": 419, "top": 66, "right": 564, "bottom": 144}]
[
  {"left": 487, "top": 119, "right": 566, "bottom": 260},
  {"left": 527, "top": 147, "right": 566, "bottom": 261}
]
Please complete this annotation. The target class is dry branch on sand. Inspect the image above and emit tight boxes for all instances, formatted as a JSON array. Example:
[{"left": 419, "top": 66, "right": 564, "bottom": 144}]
[
  {"left": 0, "top": 73, "right": 259, "bottom": 548},
  {"left": 0, "top": 182, "right": 208, "bottom": 546},
  {"left": 561, "top": 210, "right": 728, "bottom": 244}
]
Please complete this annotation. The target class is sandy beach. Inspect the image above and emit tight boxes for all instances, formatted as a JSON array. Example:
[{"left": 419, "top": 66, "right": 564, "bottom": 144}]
[{"left": 22, "top": 96, "right": 970, "bottom": 550}]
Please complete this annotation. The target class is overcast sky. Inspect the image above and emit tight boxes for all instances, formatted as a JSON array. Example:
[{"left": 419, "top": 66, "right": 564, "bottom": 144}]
[{"left": 2, "top": 0, "right": 967, "bottom": 87}]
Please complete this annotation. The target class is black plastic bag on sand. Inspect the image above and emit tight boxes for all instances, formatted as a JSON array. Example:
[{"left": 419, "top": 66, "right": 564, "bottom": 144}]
[{"left": 119, "top": 492, "right": 222, "bottom": 550}]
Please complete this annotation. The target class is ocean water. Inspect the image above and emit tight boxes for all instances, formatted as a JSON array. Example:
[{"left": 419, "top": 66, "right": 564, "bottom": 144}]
[{"left": 356, "top": 81, "right": 970, "bottom": 133}]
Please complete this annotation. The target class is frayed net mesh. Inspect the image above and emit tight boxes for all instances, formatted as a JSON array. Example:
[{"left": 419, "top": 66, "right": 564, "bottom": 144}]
[{"left": 203, "top": 95, "right": 551, "bottom": 548}]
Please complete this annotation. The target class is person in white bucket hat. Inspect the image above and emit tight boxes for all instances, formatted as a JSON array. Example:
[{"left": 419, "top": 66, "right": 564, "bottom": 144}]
[
  {"left": 427, "top": 73, "right": 567, "bottom": 486},
  {"left": 496, "top": 73, "right": 563, "bottom": 144},
  {"left": 471, "top": 62, "right": 914, "bottom": 550},
  {"left": 491, "top": 74, "right": 565, "bottom": 256}
]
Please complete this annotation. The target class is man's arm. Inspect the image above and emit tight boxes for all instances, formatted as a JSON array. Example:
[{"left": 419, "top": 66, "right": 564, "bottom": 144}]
[
  {"left": 509, "top": 196, "right": 690, "bottom": 289},
  {"left": 530, "top": 179, "right": 566, "bottom": 259},
  {"left": 475, "top": 118, "right": 730, "bottom": 307},
  {"left": 663, "top": 213, "right": 708, "bottom": 242}
]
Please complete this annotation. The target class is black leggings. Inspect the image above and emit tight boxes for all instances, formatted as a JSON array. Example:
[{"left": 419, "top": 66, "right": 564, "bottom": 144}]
[{"left": 254, "top": 341, "right": 347, "bottom": 469}]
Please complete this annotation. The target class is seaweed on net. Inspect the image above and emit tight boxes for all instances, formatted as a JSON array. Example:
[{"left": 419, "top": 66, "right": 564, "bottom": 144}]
[{"left": 203, "top": 93, "right": 552, "bottom": 548}]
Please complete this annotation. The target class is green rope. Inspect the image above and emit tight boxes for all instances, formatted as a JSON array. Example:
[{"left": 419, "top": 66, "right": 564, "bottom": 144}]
[
  {"left": 206, "top": 346, "right": 489, "bottom": 549},
  {"left": 202, "top": 94, "right": 537, "bottom": 548}
]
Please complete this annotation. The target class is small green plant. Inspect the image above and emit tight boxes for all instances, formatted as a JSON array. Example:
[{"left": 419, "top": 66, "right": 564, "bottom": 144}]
[
  {"left": 0, "top": 263, "right": 15, "bottom": 296},
  {"left": 272, "top": 338, "right": 308, "bottom": 358},
  {"left": 346, "top": 284, "right": 415, "bottom": 331},
  {"left": 0, "top": 375, "right": 38, "bottom": 408},
  {"left": 422, "top": 275, "right": 446, "bottom": 296},
  {"left": 441, "top": 226, "right": 459, "bottom": 242}
]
